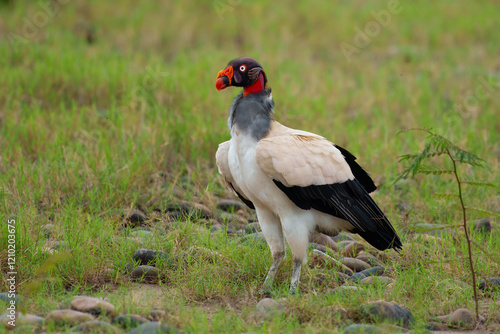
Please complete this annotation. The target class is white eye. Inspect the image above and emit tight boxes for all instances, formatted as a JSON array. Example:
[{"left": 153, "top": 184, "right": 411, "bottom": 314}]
[{"left": 239, "top": 65, "right": 247, "bottom": 72}]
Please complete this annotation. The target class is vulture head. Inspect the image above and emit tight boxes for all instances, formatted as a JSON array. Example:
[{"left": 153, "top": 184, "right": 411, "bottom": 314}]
[{"left": 216, "top": 57, "right": 268, "bottom": 95}]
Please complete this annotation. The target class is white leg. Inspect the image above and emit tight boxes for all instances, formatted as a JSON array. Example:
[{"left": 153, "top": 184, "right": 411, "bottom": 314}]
[
  {"left": 256, "top": 207, "right": 285, "bottom": 292},
  {"left": 281, "top": 214, "right": 311, "bottom": 295}
]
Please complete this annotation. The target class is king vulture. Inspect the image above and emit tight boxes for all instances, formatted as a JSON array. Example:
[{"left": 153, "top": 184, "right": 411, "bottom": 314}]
[{"left": 215, "top": 57, "right": 402, "bottom": 294}]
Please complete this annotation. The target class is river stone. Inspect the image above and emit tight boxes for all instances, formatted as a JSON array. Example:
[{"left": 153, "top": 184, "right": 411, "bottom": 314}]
[
  {"left": 166, "top": 202, "right": 211, "bottom": 219},
  {"left": 332, "top": 233, "right": 354, "bottom": 242},
  {"left": 1, "top": 312, "right": 19, "bottom": 329},
  {"left": 342, "top": 242, "right": 367, "bottom": 257},
  {"left": 131, "top": 265, "right": 160, "bottom": 283},
  {"left": 310, "top": 233, "right": 339, "bottom": 252},
  {"left": 17, "top": 313, "right": 45, "bottom": 327},
  {"left": 46, "top": 309, "right": 95, "bottom": 325},
  {"left": 356, "top": 251, "right": 384, "bottom": 267},
  {"left": 363, "top": 300, "right": 414, "bottom": 327},
  {"left": 437, "top": 308, "right": 475, "bottom": 329},
  {"left": 473, "top": 218, "right": 491, "bottom": 233},
  {"left": 149, "top": 309, "right": 168, "bottom": 321},
  {"left": 357, "top": 266, "right": 385, "bottom": 278},
  {"left": 71, "top": 296, "right": 117, "bottom": 316},
  {"left": 331, "top": 286, "right": 363, "bottom": 296},
  {"left": 133, "top": 249, "right": 170, "bottom": 266},
  {"left": 71, "top": 320, "right": 119, "bottom": 333},
  {"left": 127, "top": 210, "right": 148, "bottom": 224},
  {"left": 361, "top": 276, "right": 395, "bottom": 286},
  {"left": 342, "top": 258, "right": 371, "bottom": 272},
  {"left": 127, "top": 321, "right": 178, "bottom": 334},
  {"left": 42, "top": 223, "right": 55, "bottom": 238},
  {"left": 256, "top": 298, "right": 284, "bottom": 315},
  {"left": 478, "top": 277, "right": 500, "bottom": 292},
  {"left": 216, "top": 199, "right": 246, "bottom": 212},
  {"left": 113, "top": 314, "right": 149, "bottom": 330}
]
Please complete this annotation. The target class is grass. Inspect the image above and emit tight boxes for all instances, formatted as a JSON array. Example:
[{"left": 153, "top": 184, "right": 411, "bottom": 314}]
[{"left": 1, "top": 0, "right": 500, "bottom": 332}]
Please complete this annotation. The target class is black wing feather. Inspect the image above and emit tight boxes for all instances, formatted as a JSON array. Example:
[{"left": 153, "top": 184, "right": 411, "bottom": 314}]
[
  {"left": 273, "top": 179, "right": 402, "bottom": 251},
  {"left": 229, "top": 182, "right": 255, "bottom": 210},
  {"left": 334, "top": 144, "right": 377, "bottom": 193}
]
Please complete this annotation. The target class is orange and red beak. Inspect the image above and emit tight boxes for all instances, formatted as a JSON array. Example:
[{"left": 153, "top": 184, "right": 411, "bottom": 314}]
[{"left": 215, "top": 66, "right": 233, "bottom": 91}]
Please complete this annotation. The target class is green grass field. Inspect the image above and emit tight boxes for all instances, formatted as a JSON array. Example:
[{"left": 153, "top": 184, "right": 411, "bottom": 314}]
[{"left": 1, "top": 0, "right": 499, "bottom": 333}]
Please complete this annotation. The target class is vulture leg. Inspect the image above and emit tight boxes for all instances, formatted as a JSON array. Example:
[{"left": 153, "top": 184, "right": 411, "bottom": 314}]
[
  {"left": 281, "top": 215, "right": 310, "bottom": 295},
  {"left": 289, "top": 258, "right": 302, "bottom": 295},
  {"left": 263, "top": 250, "right": 285, "bottom": 291},
  {"left": 257, "top": 208, "right": 285, "bottom": 292}
]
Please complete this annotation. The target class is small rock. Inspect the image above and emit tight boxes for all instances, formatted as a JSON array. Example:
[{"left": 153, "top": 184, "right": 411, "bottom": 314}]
[
  {"left": 133, "top": 249, "right": 170, "bottom": 266},
  {"left": 478, "top": 277, "right": 500, "bottom": 292},
  {"left": 46, "top": 309, "right": 95, "bottom": 325},
  {"left": 357, "top": 266, "right": 385, "bottom": 278},
  {"left": 127, "top": 210, "right": 148, "bottom": 224},
  {"left": 332, "top": 233, "right": 354, "bottom": 242},
  {"left": 342, "top": 258, "right": 371, "bottom": 272},
  {"left": 18, "top": 313, "right": 45, "bottom": 327},
  {"left": 166, "top": 202, "right": 211, "bottom": 219},
  {"left": 148, "top": 309, "right": 168, "bottom": 321},
  {"left": 343, "top": 324, "right": 382, "bottom": 334},
  {"left": 342, "top": 242, "right": 367, "bottom": 257},
  {"left": 128, "top": 321, "right": 178, "bottom": 334},
  {"left": 360, "top": 276, "right": 394, "bottom": 286},
  {"left": 473, "top": 218, "right": 491, "bottom": 233},
  {"left": 1, "top": 312, "right": 20, "bottom": 329},
  {"left": 331, "top": 286, "right": 363, "bottom": 295},
  {"left": 256, "top": 298, "right": 283, "bottom": 313},
  {"left": 311, "top": 243, "right": 328, "bottom": 253},
  {"left": 350, "top": 272, "right": 367, "bottom": 282},
  {"left": 71, "top": 296, "right": 117, "bottom": 316},
  {"left": 245, "top": 222, "right": 261, "bottom": 234},
  {"left": 113, "top": 314, "right": 149, "bottom": 330},
  {"left": 42, "top": 223, "right": 55, "bottom": 238},
  {"left": 426, "top": 321, "right": 450, "bottom": 331},
  {"left": 131, "top": 265, "right": 160, "bottom": 283},
  {"left": 363, "top": 300, "right": 414, "bottom": 327},
  {"left": 310, "top": 233, "right": 339, "bottom": 252},
  {"left": 71, "top": 320, "right": 119, "bottom": 333},
  {"left": 216, "top": 199, "right": 245, "bottom": 212},
  {"left": 356, "top": 251, "right": 384, "bottom": 267},
  {"left": 437, "top": 308, "right": 475, "bottom": 329},
  {"left": 332, "top": 271, "right": 351, "bottom": 284}
]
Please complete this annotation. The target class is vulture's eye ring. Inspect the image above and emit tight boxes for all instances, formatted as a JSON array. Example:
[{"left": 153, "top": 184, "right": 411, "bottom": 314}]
[{"left": 239, "top": 65, "right": 247, "bottom": 72}]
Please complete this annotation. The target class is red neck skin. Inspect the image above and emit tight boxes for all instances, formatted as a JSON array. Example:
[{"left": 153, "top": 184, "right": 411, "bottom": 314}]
[{"left": 243, "top": 72, "right": 266, "bottom": 97}]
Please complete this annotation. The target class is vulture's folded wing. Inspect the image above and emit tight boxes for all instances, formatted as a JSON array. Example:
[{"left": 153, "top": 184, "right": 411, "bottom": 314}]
[
  {"left": 216, "top": 141, "right": 255, "bottom": 210},
  {"left": 256, "top": 134, "right": 402, "bottom": 251}
]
